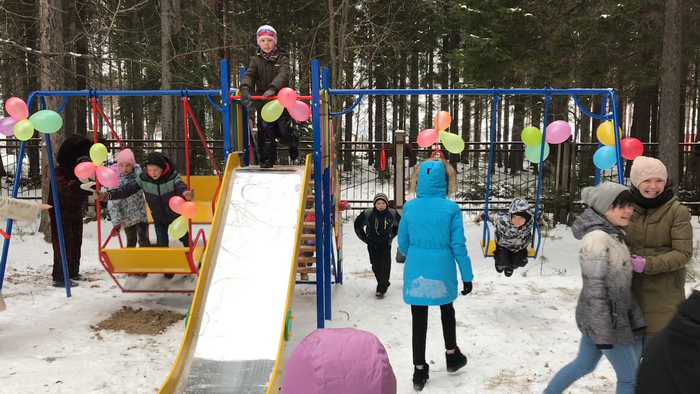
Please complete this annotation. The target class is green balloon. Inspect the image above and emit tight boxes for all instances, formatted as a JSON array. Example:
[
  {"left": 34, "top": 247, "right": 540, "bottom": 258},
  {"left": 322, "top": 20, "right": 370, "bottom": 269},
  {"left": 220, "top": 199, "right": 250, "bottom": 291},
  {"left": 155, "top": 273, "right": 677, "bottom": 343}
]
[
  {"left": 169, "top": 216, "right": 189, "bottom": 239},
  {"left": 521, "top": 126, "right": 542, "bottom": 146},
  {"left": 525, "top": 142, "right": 550, "bottom": 163},
  {"left": 29, "top": 110, "right": 63, "bottom": 133},
  {"left": 261, "top": 100, "right": 284, "bottom": 122}
]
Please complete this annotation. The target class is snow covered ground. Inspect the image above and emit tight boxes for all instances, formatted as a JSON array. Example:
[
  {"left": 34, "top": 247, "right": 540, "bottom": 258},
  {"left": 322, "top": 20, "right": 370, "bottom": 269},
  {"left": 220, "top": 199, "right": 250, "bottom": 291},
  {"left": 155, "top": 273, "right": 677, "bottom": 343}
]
[{"left": 0, "top": 215, "right": 699, "bottom": 393}]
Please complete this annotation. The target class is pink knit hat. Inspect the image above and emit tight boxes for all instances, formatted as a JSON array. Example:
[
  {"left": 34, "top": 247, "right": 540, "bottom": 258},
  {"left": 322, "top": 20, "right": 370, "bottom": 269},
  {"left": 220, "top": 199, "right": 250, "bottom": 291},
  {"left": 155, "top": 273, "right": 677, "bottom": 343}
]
[
  {"left": 116, "top": 149, "right": 136, "bottom": 166},
  {"left": 630, "top": 156, "right": 667, "bottom": 187}
]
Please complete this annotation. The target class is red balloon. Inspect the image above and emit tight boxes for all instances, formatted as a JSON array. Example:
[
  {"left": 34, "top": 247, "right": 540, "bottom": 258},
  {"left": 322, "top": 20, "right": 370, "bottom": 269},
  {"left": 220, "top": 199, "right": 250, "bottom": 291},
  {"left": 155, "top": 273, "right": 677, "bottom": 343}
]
[
  {"left": 620, "top": 138, "right": 644, "bottom": 160},
  {"left": 417, "top": 129, "right": 438, "bottom": 148},
  {"left": 169, "top": 196, "right": 185, "bottom": 214},
  {"left": 380, "top": 149, "right": 386, "bottom": 170}
]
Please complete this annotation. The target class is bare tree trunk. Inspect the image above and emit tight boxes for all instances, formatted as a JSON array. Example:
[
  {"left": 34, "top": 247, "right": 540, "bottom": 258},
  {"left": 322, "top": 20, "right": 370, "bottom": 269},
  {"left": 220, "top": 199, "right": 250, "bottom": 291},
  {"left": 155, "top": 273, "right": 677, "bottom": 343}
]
[
  {"left": 75, "top": 0, "right": 88, "bottom": 135},
  {"left": 409, "top": 50, "right": 419, "bottom": 167},
  {"left": 658, "top": 0, "right": 683, "bottom": 190},
  {"left": 161, "top": 0, "right": 174, "bottom": 159},
  {"left": 39, "top": 0, "right": 66, "bottom": 240}
]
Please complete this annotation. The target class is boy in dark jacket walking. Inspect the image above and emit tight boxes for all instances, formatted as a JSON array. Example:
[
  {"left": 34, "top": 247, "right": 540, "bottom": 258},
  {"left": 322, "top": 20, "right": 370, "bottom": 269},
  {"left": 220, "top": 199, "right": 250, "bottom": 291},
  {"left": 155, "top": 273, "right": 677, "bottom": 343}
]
[
  {"left": 239, "top": 25, "right": 298, "bottom": 168},
  {"left": 97, "top": 152, "right": 194, "bottom": 277},
  {"left": 354, "top": 193, "right": 401, "bottom": 298}
]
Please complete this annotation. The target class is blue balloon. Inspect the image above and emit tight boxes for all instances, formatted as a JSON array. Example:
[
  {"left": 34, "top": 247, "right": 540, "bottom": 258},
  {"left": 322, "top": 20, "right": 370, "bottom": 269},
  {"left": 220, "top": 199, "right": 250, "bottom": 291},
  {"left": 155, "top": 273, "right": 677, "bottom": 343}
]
[{"left": 593, "top": 145, "right": 617, "bottom": 170}]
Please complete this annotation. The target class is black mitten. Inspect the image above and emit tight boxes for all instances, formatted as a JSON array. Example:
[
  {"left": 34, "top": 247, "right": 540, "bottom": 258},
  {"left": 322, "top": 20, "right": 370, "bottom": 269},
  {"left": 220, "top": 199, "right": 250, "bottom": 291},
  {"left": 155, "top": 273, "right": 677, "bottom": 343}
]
[
  {"left": 461, "top": 281, "right": 473, "bottom": 295},
  {"left": 239, "top": 88, "right": 253, "bottom": 108}
]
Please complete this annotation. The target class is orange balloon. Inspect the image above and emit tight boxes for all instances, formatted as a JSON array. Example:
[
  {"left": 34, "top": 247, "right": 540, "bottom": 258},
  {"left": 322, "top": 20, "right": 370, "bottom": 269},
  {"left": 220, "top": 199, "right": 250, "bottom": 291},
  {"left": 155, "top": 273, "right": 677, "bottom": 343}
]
[
  {"left": 181, "top": 202, "right": 198, "bottom": 219},
  {"left": 432, "top": 111, "right": 452, "bottom": 131}
]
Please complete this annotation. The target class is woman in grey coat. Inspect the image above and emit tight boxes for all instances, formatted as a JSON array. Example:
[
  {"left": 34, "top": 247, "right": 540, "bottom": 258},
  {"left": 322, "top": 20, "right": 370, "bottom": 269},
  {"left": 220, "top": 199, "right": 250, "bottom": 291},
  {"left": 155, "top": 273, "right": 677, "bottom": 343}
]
[{"left": 544, "top": 183, "right": 646, "bottom": 394}]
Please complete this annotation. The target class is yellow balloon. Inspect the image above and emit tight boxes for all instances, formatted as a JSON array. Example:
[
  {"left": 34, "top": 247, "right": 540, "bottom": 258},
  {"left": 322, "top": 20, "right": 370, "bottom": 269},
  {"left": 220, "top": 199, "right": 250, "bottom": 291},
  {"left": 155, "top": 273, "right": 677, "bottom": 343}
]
[
  {"left": 13, "top": 119, "right": 34, "bottom": 141},
  {"left": 90, "top": 143, "right": 108, "bottom": 165},
  {"left": 169, "top": 216, "right": 189, "bottom": 239},
  {"left": 261, "top": 100, "right": 284, "bottom": 122},
  {"left": 438, "top": 130, "right": 465, "bottom": 154},
  {"left": 596, "top": 121, "right": 621, "bottom": 146}
]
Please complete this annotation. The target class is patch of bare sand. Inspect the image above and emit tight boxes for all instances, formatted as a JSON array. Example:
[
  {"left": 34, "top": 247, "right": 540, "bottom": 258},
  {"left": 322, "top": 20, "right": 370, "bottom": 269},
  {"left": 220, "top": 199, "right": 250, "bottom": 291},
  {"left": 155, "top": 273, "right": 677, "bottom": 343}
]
[{"left": 92, "top": 306, "right": 185, "bottom": 335}]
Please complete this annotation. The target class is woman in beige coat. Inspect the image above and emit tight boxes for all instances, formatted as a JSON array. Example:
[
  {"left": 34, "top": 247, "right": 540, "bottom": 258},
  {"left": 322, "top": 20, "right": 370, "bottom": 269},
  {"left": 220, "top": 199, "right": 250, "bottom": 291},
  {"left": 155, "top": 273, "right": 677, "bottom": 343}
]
[{"left": 625, "top": 156, "right": 693, "bottom": 361}]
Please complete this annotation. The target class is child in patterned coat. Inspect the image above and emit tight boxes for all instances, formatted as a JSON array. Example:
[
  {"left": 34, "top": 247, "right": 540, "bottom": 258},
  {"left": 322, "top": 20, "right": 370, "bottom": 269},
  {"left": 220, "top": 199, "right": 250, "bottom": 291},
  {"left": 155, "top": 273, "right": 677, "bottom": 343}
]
[
  {"left": 476, "top": 197, "right": 540, "bottom": 277},
  {"left": 107, "top": 149, "right": 150, "bottom": 248}
]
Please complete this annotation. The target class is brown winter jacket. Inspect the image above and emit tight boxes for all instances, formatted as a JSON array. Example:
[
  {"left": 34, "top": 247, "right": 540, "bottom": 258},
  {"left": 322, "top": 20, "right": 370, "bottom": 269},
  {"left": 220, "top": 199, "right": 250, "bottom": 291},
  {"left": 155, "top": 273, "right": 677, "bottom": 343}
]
[
  {"left": 626, "top": 196, "right": 693, "bottom": 336},
  {"left": 240, "top": 48, "right": 290, "bottom": 112}
]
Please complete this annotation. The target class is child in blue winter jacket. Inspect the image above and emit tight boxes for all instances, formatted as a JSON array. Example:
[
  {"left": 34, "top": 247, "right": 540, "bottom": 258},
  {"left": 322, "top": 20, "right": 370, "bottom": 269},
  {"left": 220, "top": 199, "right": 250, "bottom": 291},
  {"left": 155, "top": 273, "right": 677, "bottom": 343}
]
[
  {"left": 475, "top": 197, "right": 541, "bottom": 277},
  {"left": 398, "top": 157, "right": 473, "bottom": 391},
  {"left": 107, "top": 149, "right": 150, "bottom": 248}
]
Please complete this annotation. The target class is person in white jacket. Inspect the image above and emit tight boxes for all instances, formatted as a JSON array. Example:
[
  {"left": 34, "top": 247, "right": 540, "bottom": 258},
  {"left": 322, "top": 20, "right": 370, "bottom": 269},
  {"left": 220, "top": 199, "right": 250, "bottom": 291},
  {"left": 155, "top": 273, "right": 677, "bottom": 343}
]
[
  {"left": 0, "top": 196, "right": 51, "bottom": 223},
  {"left": 0, "top": 196, "right": 51, "bottom": 311}
]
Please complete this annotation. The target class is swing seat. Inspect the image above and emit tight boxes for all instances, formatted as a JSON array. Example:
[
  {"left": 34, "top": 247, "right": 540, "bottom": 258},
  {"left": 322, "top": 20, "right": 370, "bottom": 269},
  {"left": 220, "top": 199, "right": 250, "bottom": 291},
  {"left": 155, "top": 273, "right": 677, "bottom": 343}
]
[
  {"left": 101, "top": 246, "right": 204, "bottom": 275},
  {"left": 146, "top": 175, "right": 221, "bottom": 225},
  {"left": 481, "top": 240, "right": 537, "bottom": 258}
]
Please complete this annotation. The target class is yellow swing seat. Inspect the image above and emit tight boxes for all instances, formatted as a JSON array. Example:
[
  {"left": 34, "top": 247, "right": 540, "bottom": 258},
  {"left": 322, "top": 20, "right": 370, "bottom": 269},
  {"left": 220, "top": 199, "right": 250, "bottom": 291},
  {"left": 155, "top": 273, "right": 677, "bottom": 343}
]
[
  {"left": 480, "top": 240, "right": 537, "bottom": 258},
  {"left": 101, "top": 246, "right": 205, "bottom": 275}
]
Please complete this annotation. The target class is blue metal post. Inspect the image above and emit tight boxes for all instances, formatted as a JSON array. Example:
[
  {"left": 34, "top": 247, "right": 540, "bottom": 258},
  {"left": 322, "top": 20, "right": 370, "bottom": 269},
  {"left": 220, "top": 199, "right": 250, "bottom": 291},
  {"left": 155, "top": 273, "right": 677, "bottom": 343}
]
[
  {"left": 0, "top": 139, "right": 26, "bottom": 291},
  {"left": 220, "top": 60, "right": 232, "bottom": 164},
  {"left": 239, "top": 67, "right": 251, "bottom": 166},
  {"left": 39, "top": 95, "right": 72, "bottom": 296},
  {"left": 532, "top": 93, "right": 552, "bottom": 257},
  {"left": 321, "top": 67, "right": 332, "bottom": 320},
  {"left": 609, "top": 90, "right": 625, "bottom": 184},
  {"left": 481, "top": 93, "right": 500, "bottom": 256},
  {"left": 594, "top": 95, "right": 610, "bottom": 186},
  {"left": 311, "top": 60, "right": 325, "bottom": 328}
]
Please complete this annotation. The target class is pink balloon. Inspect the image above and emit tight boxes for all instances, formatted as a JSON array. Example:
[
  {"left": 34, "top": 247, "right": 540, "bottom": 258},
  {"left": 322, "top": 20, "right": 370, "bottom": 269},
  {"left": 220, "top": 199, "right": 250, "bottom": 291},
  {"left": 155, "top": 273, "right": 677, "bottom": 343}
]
[
  {"left": 96, "top": 165, "right": 118, "bottom": 188},
  {"left": 277, "top": 87, "right": 297, "bottom": 108},
  {"left": 289, "top": 101, "right": 310, "bottom": 122},
  {"left": 0, "top": 117, "right": 19, "bottom": 136},
  {"left": 5, "top": 97, "right": 28, "bottom": 120},
  {"left": 169, "top": 196, "right": 185, "bottom": 214},
  {"left": 74, "top": 161, "right": 96, "bottom": 179},
  {"left": 545, "top": 120, "right": 572, "bottom": 144},
  {"left": 417, "top": 129, "right": 438, "bottom": 148}
]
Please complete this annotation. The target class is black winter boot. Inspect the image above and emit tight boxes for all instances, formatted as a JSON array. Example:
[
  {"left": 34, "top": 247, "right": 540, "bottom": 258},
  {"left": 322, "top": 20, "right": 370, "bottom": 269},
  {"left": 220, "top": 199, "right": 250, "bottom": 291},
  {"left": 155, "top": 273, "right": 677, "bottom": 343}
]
[
  {"left": 53, "top": 279, "right": 79, "bottom": 288},
  {"left": 446, "top": 347, "right": 467, "bottom": 372},
  {"left": 504, "top": 267, "right": 514, "bottom": 277},
  {"left": 412, "top": 363, "right": 429, "bottom": 391}
]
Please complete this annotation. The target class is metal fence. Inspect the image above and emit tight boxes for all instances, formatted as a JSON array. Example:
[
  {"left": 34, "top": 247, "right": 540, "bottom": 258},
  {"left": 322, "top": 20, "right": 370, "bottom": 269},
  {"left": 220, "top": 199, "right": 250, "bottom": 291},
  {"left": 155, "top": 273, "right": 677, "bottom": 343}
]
[{"left": 3, "top": 136, "right": 699, "bottom": 224}]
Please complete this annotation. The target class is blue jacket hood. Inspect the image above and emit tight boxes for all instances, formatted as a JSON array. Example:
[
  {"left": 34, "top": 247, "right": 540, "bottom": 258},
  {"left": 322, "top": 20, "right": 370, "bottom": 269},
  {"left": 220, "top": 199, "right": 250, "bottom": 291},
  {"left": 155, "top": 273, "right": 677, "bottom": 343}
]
[{"left": 416, "top": 161, "right": 448, "bottom": 198}]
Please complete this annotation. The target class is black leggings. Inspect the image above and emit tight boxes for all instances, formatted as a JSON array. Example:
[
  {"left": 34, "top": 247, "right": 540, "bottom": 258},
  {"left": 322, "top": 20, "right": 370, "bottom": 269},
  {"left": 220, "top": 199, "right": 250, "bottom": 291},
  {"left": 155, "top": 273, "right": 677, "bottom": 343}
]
[{"left": 411, "top": 303, "right": 457, "bottom": 366}]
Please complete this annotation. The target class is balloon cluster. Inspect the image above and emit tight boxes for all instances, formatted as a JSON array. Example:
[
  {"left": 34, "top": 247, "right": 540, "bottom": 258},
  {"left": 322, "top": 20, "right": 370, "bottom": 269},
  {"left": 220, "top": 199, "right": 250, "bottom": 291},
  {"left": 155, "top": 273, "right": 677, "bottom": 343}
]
[
  {"left": 73, "top": 143, "right": 119, "bottom": 187},
  {"left": 593, "top": 121, "right": 643, "bottom": 170},
  {"left": 521, "top": 120, "right": 572, "bottom": 163},
  {"left": 416, "top": 111, "right": 465, "bottom": 154},
  {"left": 0, "top": 97, "right": 64, "bottom": 140},
  {"left": 168, "top": 197, "right": 198, "bottom": 239},
  {"left": 261, "top": 88, "right": 311, "bottom": 123}
]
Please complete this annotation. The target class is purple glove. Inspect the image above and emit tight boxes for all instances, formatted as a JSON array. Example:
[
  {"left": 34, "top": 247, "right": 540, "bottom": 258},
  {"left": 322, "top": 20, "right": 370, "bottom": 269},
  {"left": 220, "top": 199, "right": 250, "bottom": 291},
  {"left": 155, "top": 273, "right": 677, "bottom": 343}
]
[{"left": 631, "top": 254, "right": 646, "bottom": 273}]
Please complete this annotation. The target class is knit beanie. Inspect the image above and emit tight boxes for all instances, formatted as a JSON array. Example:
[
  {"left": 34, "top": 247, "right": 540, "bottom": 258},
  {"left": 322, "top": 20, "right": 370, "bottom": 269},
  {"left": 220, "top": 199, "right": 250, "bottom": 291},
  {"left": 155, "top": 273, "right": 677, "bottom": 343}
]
[
  {"left": 257, "top": 25, "right": 277, "bottom": 46},
  {"left": 581, "top": 182, "right": 629, "bottom": 215},
  {"left": 630, "top": 156, "right": 668, "bottom": 187},
  {"left": 373, "top": 193, "right": 389, "bottom": 207},
  {"left": 116, "top": 149, "right": 136, "bottom": 166},
  {"left": 145, "top": 152, "right": 167, "bottom": 170}
]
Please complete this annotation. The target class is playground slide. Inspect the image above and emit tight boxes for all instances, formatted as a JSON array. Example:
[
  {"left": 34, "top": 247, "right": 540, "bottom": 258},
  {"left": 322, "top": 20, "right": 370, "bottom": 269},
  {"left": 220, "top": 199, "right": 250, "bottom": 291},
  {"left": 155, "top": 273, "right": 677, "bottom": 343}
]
[{"left": 159, "top": 156, "right": 310, "bottom": 393}]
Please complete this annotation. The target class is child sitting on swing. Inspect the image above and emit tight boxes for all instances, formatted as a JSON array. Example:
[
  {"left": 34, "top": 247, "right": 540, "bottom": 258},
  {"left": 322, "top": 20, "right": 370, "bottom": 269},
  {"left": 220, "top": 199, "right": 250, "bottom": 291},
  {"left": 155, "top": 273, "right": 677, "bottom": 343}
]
[{"left": 475, "top": 197, "right": 544, "bottom": 277}]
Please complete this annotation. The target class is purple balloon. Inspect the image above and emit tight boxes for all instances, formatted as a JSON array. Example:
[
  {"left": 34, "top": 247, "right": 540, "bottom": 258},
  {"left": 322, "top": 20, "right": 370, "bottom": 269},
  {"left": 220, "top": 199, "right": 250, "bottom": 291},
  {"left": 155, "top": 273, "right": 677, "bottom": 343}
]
[
  {"left": 0, "top": 117, "right": 19, "bottom": 136},
  {"left": 545, "top": 120, "right": 572, "bottom": 144}
]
